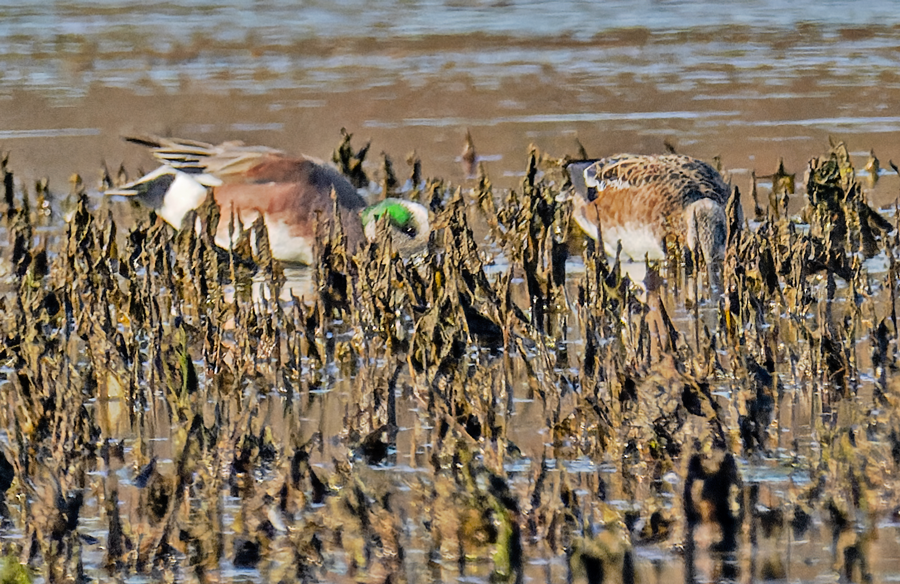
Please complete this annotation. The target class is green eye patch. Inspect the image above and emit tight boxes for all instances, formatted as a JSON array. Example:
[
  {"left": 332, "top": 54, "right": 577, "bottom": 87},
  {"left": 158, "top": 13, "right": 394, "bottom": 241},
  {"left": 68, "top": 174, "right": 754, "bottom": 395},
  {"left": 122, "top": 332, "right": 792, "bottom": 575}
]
[{"left": 362, "top": 200, "right": 413, "bottom": 229}]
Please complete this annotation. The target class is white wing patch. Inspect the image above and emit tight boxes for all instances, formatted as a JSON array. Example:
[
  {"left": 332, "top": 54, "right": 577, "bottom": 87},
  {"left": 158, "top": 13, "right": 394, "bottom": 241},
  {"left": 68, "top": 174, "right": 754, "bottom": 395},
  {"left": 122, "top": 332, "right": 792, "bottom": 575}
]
[
  {"left": 195, "top": 173, "right": 224, "bottom": 187},
  {"left": 157, "top": 171, "right": 210, "bottom": 228}
]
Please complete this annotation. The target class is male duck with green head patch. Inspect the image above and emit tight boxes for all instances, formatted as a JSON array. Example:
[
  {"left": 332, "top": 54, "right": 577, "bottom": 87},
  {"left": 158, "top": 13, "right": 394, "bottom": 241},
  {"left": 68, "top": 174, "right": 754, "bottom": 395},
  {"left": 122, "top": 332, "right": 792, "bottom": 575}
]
[
  {"left": 361, "top": 198, "right": 430, "bottom": 255},
  {"left": 107, "top": 135, "right": 430, "bottom": 263}
]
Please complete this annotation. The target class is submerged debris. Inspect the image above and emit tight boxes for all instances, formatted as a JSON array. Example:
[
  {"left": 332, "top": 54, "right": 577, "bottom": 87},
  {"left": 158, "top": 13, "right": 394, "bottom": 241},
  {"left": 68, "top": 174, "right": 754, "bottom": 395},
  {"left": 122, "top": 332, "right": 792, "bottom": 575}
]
[{"left": 0, "top": 137, "right": 898, "bottom": 583}]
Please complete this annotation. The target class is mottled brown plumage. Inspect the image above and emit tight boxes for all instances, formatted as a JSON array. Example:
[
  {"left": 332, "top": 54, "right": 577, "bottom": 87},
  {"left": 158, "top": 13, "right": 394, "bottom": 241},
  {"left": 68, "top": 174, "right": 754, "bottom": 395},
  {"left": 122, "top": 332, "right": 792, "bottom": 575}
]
[{"left": 567, "top": 154, "right": 734, "bottom": 286}]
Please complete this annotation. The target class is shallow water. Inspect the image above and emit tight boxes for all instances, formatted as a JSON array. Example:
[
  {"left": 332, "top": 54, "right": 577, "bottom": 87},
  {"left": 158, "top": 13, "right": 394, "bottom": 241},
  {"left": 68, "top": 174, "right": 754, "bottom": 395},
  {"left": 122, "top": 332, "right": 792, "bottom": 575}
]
[
  {"left": 3, "top": 2, "right": 900, "bottom": 584},
  {"left": 2, "top": 1, "right": 900, "bottom": 197}
]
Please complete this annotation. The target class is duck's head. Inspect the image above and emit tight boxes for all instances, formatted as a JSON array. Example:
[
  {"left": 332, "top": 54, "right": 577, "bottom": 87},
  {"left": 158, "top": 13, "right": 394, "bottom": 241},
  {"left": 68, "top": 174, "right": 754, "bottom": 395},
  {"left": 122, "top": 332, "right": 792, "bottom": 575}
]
[
  {"left": 560, "top": 161, "right": 602, "bottom": 241},
  {"left": 564, "top": 161, "right": 598, "bottom": 201},
  {"left": 361, "top": 198, "right": 430, "bottom": 256},
  {"left": 105, "top": 165, "right": 223, "bottom": 228}
]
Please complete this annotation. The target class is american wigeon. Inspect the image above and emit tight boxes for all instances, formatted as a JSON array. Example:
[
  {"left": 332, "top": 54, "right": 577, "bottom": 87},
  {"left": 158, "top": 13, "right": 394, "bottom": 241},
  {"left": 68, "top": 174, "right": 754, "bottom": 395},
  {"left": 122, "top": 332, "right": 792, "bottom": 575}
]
[
  {"left": 107, "top": 136, "right": 430, "bottom": 264},
  {"left": 565, "top": 154, "right": 735, "bottom": 287}
]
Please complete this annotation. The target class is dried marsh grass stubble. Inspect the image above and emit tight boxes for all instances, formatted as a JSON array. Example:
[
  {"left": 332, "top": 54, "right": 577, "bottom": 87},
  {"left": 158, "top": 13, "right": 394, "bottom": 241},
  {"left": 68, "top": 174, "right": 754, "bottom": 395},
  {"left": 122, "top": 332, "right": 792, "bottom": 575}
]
[{"left": 0, "top": 137, "right": 898, "bottom": 582}]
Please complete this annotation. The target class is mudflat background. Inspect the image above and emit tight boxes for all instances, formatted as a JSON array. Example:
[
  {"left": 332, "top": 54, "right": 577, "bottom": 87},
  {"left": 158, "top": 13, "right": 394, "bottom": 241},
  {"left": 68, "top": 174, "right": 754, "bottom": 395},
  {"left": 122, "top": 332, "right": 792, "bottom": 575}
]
[{"left": 1, "top": 1, "right": 900, "bottom": 198}]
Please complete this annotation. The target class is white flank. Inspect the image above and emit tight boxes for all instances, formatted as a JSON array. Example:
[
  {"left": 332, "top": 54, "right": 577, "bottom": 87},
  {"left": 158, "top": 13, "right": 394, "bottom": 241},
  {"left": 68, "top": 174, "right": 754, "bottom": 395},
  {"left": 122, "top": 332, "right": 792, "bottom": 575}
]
[
  {"left": 214, "top": 214, "right": 314, "bottom": 265},
  {"left": 602, "top": 222, "right": 665, "bottom": 261},
  {"left": 213, "top": 208, "right": 257, "bottom": 250},
  {"left": 619, "top": 262, "right": 650, "bottom": 289},
  {"left": 255, "top": 218, "right": 315, "bottom": 265}
]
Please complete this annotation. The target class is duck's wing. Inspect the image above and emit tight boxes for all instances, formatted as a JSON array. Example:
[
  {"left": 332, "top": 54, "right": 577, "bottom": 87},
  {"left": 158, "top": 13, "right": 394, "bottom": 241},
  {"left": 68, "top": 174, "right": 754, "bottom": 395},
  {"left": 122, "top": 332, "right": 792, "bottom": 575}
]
[
  {"left": 582, "top": 155, "right": 667, "bottom": 198},
  {"left": 566, "top": 155, "right": 650, "bottom": 204},
  {"left": 124, "top": 135, "right": 286, "bottom": 182},
  {"left": 584, "top": 154, "right": 729, "bottom": 205},
  {"left": 123, "top": 135, "right": 367, "bottom": 211}
]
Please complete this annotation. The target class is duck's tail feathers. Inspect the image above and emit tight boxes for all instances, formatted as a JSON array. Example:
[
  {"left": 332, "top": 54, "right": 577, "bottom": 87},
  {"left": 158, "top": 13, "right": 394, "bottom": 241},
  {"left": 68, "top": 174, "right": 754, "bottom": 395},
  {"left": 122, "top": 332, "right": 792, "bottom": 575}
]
[
  {"left": 124, "top": 135, "right": 220, "bottom": 173},
  {"left": 123, "top": 134, "right": 284, "bottom": 177},
  {"left": 685, "top": 199, "right": 726, "bottom": 260},
  {"left": 685, "top": 198, "right": 727, "bottom": 289}
]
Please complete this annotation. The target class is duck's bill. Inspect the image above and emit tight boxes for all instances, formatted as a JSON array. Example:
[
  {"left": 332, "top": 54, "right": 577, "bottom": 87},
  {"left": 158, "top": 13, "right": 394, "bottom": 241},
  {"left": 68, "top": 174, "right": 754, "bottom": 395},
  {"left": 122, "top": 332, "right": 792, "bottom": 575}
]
[{"left": 555, "top": 190, "right": 573, "bottom": 203}]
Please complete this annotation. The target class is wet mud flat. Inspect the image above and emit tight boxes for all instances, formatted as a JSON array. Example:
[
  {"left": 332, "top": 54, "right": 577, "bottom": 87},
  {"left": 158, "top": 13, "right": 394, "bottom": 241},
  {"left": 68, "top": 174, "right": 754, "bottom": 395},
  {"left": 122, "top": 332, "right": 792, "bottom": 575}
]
[
  {"left": 4, "top": 11, "right": 900, "bottom": 193},
  {"left": 1, "top": 136, "right": 900, "bottom": 583}
]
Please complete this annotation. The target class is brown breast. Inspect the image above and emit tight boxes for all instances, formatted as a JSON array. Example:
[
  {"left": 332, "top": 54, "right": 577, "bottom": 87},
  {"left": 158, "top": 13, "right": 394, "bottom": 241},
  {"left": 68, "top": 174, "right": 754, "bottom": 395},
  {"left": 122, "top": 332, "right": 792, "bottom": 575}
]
[{"left": 213, "top": 180, "right": 366, "bottom": 251}]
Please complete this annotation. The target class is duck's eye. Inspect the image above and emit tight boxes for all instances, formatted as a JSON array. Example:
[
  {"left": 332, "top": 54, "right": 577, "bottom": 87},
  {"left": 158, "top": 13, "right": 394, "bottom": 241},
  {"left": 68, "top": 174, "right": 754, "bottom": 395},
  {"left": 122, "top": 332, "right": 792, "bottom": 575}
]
[{"left": 402, "top": 225, "right": 417, "bottom": 238}]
